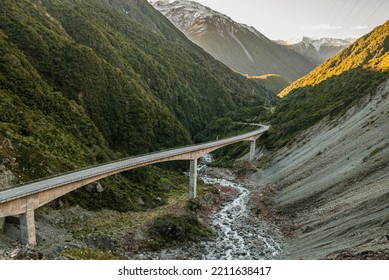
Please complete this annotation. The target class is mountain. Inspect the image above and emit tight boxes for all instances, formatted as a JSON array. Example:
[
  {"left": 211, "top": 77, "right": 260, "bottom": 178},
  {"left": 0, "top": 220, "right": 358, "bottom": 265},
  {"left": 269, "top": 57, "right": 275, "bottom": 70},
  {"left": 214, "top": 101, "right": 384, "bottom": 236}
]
[
  {"left": 252, "top": 20, "right": 389, "bottom": 259},
  {"left": 150, "top": 0, "right": 316, "bottom": 82},
  {"left": 253, "top": 77, "right": 389, "bottom": 260},
  {"left": 0, "top": 0, "right": 274, "bottom": 210},
  {"left": 269, "top": 20, "right": 389, "bottom": 148},
  {"left": 277, "top": 37, "right": 355, "bottom": 65}
]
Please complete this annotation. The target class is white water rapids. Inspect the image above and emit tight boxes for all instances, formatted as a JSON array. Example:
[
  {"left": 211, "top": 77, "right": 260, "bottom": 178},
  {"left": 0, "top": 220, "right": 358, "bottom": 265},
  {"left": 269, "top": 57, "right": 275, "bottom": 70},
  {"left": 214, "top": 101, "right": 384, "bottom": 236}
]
[{"left": 198, "top": 154, "right": 283, "bottom": 259}]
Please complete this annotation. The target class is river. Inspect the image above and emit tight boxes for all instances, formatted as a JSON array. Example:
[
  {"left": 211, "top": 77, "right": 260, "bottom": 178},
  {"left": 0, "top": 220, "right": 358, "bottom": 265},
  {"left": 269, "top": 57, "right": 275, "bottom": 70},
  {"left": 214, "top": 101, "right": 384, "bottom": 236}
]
[{"left": 131, "top": 154, "right": 283, "bottom": 260}]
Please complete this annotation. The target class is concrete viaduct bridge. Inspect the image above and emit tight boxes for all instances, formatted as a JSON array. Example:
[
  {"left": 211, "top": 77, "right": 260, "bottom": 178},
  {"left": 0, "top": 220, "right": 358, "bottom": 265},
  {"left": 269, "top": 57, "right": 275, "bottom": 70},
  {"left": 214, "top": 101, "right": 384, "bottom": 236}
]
[{"left": 0, "top": 126, "right": 268, "bottom": 246}]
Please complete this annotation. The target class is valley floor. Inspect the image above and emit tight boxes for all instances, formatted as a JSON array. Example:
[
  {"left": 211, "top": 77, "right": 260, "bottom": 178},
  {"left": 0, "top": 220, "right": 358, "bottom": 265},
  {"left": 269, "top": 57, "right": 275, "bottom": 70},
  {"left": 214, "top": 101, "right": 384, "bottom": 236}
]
[
  {"left": 1, "top": 80, "right": 388, "bottom": 260},
  {"left": 251, "top": 79, "right": 389, "bottom": 259},
  {"left": 0, "top": 166, "right": 284, "bottom": 260},
  {"left": 0, "top": 169, "right": 240, "bottom": 260}
]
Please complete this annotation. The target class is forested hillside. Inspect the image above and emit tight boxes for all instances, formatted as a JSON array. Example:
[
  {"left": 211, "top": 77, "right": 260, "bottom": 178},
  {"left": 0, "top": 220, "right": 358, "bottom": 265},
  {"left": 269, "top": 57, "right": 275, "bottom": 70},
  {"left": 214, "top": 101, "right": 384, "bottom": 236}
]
[
  {"left": 268, "top": 20, "right": 389, "bottom": 148},
  {"left": 0, "top": 0, "right": 273, "bottom": 210}
]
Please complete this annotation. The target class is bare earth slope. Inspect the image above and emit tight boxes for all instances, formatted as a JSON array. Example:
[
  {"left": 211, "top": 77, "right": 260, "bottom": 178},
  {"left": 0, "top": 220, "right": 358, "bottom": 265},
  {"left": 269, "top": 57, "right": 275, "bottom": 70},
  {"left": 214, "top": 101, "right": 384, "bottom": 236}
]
[{"left": 251, "top": 79, "right": 389, "bottom": 259}]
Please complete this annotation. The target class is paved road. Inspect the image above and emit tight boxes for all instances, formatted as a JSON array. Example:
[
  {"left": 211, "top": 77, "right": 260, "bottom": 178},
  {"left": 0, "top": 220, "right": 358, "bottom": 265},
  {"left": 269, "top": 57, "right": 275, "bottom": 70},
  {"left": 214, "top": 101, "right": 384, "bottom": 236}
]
[{"left": 0, "top": 126, "right": 268, "bottom": 204}]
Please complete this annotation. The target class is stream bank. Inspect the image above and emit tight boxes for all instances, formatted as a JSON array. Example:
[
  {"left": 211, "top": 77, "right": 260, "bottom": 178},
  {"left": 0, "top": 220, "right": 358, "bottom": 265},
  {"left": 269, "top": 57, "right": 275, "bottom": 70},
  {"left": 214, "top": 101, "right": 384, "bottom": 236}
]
[{"left": 0, "top": 156, "right": 284, "bottom": 260}]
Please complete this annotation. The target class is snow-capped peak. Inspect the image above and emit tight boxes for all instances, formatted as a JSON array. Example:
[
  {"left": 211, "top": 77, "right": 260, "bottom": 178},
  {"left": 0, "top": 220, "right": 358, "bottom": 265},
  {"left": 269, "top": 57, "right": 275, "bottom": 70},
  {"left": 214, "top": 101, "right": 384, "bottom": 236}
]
[
  {"left": 278, "top": 36, "right": 354, "bottom": 51},
  {"left": 149, "top": 0, "right": 267, "bottom": 40},
  {"left": 150, "top": 0, "right": 220, "bottom": 35},
  {"left": 150, "top": 1, "right": 220, "bottom": 37},
  {"left": 278, "top": 37, "right": 305, "bottom": 45},
  {"left": 148, "top": 0, "right": 174, "bottom": 4},
  {"left": 276, "top": 36, "right": 355, "bottom": 64}
]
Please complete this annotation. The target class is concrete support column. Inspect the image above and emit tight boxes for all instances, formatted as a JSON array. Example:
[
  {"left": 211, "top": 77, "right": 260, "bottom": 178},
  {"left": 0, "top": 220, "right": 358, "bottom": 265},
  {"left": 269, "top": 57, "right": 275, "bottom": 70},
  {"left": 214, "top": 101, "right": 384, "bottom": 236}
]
[
  {"left": 20, "top": 210, "right": 36, "bottom": 246},
  {"left": 249, "top": 140, "right": 256, "bottom": 161},
  {"left": 0, "top": 217, "right": 5, "bottom": 234},
  {"left": 189, "top": 158, "right": 198, "bottom": 199}
]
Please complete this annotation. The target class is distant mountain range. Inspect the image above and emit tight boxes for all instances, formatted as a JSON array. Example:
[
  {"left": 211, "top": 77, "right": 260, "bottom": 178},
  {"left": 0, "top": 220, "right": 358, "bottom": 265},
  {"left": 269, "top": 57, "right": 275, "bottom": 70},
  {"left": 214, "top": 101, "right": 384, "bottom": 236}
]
[
  {"left": 278, "top": 21, "right": 388, "bottom": 98},
  {"left": 277, "top": 37, "right": 355, "bottom": 65},
  {"left": 150, "top": 0, "right": 316, "bottom": 82}
]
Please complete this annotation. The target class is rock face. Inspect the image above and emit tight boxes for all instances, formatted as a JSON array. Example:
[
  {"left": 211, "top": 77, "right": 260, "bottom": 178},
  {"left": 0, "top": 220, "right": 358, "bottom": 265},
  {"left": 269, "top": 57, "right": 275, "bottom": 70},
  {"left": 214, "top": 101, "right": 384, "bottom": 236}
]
[{"left": 251, "top": 79, "right": 389, "bottom": 259}]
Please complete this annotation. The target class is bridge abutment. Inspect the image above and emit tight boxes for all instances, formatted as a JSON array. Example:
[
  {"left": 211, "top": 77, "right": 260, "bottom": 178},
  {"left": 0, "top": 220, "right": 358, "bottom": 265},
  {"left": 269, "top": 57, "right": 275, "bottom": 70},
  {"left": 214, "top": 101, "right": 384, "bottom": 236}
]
[
  {"left": 189, "top": 158, "right": 198, "bottom": 199},
  {"left": 20, "top": 210, "right": 36, "bottom": 246}
]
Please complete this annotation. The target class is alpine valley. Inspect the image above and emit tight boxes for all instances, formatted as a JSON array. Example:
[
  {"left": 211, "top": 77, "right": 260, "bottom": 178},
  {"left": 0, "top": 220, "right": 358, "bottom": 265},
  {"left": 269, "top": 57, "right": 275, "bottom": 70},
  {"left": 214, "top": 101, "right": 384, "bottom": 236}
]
[{"left": 0, "top": 0, "right": 388, "bottom": 261}]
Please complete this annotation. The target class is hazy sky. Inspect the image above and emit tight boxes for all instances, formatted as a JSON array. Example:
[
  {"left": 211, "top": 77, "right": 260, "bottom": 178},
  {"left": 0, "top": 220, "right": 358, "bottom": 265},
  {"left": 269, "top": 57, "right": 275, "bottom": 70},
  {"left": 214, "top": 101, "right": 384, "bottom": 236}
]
[{"left": 191, "top": 0, "right": 389, "bottom": 40}]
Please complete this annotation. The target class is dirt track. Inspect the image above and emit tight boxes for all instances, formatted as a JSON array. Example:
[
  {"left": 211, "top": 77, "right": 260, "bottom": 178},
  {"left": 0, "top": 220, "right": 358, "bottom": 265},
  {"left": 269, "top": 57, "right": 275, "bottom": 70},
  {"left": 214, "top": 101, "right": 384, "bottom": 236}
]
[{"left": 250, "top": 79, "right": 389, "bottom": 259}]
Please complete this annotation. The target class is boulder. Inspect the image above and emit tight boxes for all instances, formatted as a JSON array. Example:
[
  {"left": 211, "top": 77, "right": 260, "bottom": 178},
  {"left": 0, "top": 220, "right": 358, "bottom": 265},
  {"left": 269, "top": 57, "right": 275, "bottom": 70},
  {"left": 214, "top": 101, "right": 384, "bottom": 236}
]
[
  {"left": 95, "top": 182, "right": 104, "bottom": 193},
  {"left": 138, "top": 197, "right": 145, "bottom": 205},
  {"left": 84, "top": 184, "right": 94, "bottom": 193},
  {"left": 11, "top": 247, "right": 44, "bottom": 260}
]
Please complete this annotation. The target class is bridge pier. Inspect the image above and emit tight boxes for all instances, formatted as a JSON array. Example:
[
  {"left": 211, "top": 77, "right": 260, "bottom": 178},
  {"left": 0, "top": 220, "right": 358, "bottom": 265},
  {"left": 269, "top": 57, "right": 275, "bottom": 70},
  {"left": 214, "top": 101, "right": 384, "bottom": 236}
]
[
  {"left": 0, "top": 127, "right": 269, "bottom": 244},
  {"left": 189, "top": 158, "right": 198, "bottom": 199},
  {"left": 20, "top": 210, "right": 36, "bottom": 246},
  {"left": 250, "top": 139, "right": 256, "bottom": 161},
  {"left": 0, "top": 217, "right": 4, "bottom": 234}
]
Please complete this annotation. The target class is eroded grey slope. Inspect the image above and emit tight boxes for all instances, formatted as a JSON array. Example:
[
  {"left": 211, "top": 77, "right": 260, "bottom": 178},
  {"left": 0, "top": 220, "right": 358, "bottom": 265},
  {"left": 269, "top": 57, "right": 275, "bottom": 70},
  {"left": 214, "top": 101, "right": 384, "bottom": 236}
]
[{"left": 251, "top": 79, "right": 389, "bottom": 259}]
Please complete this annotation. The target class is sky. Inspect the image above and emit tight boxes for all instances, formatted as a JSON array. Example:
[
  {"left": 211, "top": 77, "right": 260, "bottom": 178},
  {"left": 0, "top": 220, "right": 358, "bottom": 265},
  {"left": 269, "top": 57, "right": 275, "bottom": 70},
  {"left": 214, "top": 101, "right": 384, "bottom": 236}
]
[{"left": 190, "top": 0, "right": 389, "bottom": 40}]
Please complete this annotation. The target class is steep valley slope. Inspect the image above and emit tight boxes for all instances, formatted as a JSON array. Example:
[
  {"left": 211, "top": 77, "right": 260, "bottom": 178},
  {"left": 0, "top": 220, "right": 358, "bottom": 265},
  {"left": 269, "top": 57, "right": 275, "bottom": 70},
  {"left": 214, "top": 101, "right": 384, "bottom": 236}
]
[
  {"left": 251, "top": 79, "right": 389, "bottom": 259},
  {"left": 0, "top": 0, "right": 279, "bottom": 259},
  {"left": 150, "top": 0, "right": 316, "bottom": 82},
  {"left": 1, "top": 0, "right": 388, "bottom": 260},
  {"left": 0, "top": 0, "right": 277, "bottom": 212},
  {"left": 250, "top": 19, "right": 389, "bottom": 260}
]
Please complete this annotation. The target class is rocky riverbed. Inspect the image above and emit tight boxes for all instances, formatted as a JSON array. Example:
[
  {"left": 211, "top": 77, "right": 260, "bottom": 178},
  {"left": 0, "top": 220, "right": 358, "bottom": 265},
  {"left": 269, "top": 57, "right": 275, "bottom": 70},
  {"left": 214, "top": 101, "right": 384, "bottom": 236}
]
[
  {"left": 129, "top": 155, "right": 284, "bottom": 260},
  {"left": 0, "top": 155, "right": 284, "bottom": 260}
]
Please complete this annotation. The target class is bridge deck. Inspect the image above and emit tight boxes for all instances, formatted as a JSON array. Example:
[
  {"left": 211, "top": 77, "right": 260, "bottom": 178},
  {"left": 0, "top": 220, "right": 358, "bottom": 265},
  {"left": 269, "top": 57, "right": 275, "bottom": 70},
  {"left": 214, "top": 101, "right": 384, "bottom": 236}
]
[
  {"left": 0, "top": 126, "right": 267, "bottom": 204},
  {"left": 0, "top": 126, "right": 268, "bottom": 245}
]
